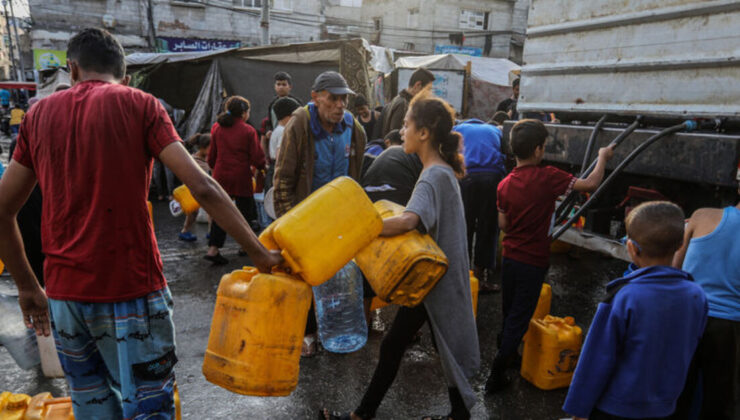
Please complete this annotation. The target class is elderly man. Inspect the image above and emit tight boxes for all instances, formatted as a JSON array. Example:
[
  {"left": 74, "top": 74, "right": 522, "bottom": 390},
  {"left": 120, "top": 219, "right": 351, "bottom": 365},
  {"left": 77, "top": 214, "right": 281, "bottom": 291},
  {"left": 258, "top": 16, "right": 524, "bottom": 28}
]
[{"left": 273, "top": 70, "right": 366, "bottom": 356}]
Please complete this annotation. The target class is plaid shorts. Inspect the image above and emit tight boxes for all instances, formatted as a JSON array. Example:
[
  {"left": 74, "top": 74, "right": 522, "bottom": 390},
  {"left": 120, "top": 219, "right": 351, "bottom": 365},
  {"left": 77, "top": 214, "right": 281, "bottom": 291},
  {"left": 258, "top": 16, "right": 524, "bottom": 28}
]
[{"left": 49, "top": 287, "right": 177, "bottom": 420}]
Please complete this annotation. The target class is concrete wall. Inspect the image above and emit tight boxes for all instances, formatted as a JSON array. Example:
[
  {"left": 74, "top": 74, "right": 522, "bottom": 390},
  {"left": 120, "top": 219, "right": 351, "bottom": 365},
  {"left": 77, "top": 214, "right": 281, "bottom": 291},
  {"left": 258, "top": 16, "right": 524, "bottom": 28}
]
[
  {"left": 29, "top": 0, "right": 321, "bottom": 52},
  {"left": 326, "top": 0, "right": 518, "bottom": 58}
]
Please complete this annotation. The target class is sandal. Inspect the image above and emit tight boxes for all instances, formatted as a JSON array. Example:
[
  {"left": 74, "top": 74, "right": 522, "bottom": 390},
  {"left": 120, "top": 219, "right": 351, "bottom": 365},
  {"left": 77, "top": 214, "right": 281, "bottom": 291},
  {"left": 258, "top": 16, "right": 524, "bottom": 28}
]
[
  {"left": 318, "top": 409, "right": 353, "bottom": 420},
  {"left": 301, "top": 334, "right": 318, "bottom": 358}
]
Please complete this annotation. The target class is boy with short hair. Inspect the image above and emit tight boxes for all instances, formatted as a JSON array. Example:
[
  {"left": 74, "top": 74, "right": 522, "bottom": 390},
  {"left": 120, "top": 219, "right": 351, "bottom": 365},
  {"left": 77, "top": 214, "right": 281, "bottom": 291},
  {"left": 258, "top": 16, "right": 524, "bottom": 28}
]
[
  {"left": 487, "top": 119, "right": 614, "bottom": 392},
  {"left": 269, "top": 96, "right": 300, "bottom": 163},
  {"left": 563, "top": 201, "right": 708, "bottom": 420}
]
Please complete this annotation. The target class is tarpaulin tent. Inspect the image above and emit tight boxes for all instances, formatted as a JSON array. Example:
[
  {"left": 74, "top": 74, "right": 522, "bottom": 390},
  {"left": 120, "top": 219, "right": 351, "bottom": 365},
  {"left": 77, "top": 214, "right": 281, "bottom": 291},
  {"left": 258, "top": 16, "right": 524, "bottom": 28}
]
[
  {"left": 126, "top": 39, "right": 373, "bottom": 139},
  {"left": 394, "top": 54, "right": 520, "bottom": 121}
]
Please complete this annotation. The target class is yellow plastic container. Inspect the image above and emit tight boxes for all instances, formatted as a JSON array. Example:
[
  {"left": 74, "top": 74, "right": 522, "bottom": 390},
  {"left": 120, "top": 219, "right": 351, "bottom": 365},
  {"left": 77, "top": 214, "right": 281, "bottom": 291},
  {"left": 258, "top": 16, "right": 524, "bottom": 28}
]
[
  {"left": 550, "top": 240, "right": 573, "bottom": 254},
  {"left": 523, "top": 283, "right": 553, "bottom": 342},
  {"left": 0, "top": 393, "right": 30, "bottom": 420},
  {"left": 173, "top": 384, "right": 181, "bottom": 420},
  {"left": 172, "top": 185, "right": 200, "bottom": 215},
  {"left": 41, "top": 397, "right": 74, "bottom": 420},
  {"left": 22, "top": 392, "right": 52, "bottom": 420},
  {"left": 356, "top": 200, "right": 448, "bottom": 307},
  {"left": 203, "top": 267, "right": 312, "bottom": 396},
  {"left": 371, "top": 271, "right": 479, "bottom": 316},
  {"left": 147, "top": 201, "right": 154, "bottom": 225},
  {"left": 520, "top": 315, "right": 583, "bottom": 390},
  {"left": 259, "top": 177, "right": 383, "bottom": 286},
  {"left": 470, "top": 271, "right": 479, "bottom": 317},
  {"left": 0, "top": 392, "right": 10, "bottom": 412}
]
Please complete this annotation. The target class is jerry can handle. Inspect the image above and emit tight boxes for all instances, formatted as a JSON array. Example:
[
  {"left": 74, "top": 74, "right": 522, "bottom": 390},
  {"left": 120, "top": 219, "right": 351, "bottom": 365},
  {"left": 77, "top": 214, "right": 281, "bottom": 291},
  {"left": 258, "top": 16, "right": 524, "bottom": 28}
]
[{"left": 280, "top": 249, "right": 302, "bottom": 275}]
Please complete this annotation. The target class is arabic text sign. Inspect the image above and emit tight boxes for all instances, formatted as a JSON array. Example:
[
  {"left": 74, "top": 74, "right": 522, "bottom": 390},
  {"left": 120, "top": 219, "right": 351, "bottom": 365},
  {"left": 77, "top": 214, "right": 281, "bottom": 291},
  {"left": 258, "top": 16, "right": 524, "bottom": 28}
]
[
  {"left": 157, "top": 37, "right": 241, "bottom": 53},
  {"left": 34, "top": 49, "right": 67, "bottom": 70},
  {"left": 434, "top": 45, "right": 483, "bottom": 57}
]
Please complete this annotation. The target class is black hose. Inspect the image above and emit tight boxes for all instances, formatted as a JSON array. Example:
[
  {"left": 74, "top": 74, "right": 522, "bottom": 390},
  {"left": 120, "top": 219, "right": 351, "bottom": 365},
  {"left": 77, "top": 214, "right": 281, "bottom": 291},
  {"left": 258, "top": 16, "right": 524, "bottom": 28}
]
[
  {"left": 551, "top": 120, "right": 696, "bottom": 242},
  {"left": 580, "top": 115, "right": 608, "bottom": 177},
  {"left": 552, "top": 116, "right": 643, "bottom": 228}
]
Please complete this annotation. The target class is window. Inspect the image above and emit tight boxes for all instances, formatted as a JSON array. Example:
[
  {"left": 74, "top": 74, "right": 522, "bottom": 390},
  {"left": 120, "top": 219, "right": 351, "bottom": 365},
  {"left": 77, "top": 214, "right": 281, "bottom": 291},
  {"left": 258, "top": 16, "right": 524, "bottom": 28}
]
[
  {"left": 234, "top": 0, "right": 262, "bottom": 8},
  {"left": 459, "top": 9, "right": 488, "bottom": 30},
  {"left": 339, "top": 0, "right": 362, "bottom": 7},
  {"left": 404, "top": 42, "right": 415, "bottom": 51},
  {"left": 407, "top": 8, "right": 419, "bottom": 28},
  {"left": 373, "top": 17, "right": 382, "bottom": 31},
  {"left": 273, "top": 0, "right": 292, "bottom": 10}
]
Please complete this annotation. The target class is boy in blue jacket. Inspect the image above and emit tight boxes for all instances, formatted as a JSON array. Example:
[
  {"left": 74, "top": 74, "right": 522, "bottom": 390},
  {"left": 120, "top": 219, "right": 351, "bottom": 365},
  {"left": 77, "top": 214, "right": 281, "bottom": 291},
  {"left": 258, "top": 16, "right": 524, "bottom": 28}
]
[{"left": 563, "top": 201, "right": 707, "bottom": 420}]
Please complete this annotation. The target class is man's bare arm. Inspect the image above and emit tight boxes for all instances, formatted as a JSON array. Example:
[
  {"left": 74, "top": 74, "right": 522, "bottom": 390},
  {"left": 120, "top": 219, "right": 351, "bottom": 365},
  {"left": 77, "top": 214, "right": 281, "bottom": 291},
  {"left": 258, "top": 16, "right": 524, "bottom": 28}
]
[
  {"left": 158, "top": 142, "right": 282, "bottom": 272},
  {"left": 0, "top": 160, "right": 50, "bottom": 335}
]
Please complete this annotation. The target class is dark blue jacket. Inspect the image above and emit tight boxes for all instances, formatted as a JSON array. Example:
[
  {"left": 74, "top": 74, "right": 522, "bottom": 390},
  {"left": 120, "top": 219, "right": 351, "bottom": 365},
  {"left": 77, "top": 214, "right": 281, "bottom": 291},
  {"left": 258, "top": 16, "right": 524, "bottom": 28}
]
[
  {"left": 563, "top": 265, "right": 707, "bottom": 419},
  {"left": 453, "top": 119, "right": 505, "bottom": 175}
]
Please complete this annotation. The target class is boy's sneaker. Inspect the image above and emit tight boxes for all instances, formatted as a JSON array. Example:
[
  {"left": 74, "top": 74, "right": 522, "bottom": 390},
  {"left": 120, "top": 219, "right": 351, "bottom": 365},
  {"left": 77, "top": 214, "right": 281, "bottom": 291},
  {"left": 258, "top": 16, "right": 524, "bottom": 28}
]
[{"left": 179, "top": 232, "right": 197, "bottom": 242}]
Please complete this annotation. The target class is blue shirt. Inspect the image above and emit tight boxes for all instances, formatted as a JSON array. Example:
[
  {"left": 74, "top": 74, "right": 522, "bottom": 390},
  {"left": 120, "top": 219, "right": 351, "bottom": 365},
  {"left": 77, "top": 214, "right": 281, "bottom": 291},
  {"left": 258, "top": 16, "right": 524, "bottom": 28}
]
[
  {"left": 308, "top": 103, "right": 354, "bottom": 191},
  {"left": 0, "top": 89, "right": 10, "bottom": 106},
  {"left": 453, "top": 119, "right": 505, "bottom": 175},
  {"left": 563, "top": 265, "right": 707, "bottom": 418},
  {"left": 683, "top": 206, "right": 740, "bottom": 321}
]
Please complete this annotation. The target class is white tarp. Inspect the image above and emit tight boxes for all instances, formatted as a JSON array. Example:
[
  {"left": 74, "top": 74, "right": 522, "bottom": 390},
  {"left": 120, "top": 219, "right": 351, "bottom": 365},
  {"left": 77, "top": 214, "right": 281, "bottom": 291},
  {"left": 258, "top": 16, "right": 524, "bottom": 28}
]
[{"left": 395, "top": 54, "right": 520, "bottom": 87}]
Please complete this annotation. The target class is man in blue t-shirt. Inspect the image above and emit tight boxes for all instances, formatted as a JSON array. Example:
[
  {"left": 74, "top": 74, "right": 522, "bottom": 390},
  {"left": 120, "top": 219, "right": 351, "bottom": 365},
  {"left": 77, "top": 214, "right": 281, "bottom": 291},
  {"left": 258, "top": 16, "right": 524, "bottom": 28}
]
[{"left": 454, "top": 119, "right": 506, "bottom": 290}]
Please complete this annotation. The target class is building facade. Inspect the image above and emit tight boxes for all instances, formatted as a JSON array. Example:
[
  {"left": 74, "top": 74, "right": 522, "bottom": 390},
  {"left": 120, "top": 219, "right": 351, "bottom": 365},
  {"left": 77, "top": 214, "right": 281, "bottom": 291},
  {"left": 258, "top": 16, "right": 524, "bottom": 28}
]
[
  {"left": 29, "top": 0, "right": 323, "bottom": 54},
  {"left": 29, "top": 0, "right": 529, "bottom": 62},
  {"left": 325, "top": 0, "right": 530, "bottom": 61}
]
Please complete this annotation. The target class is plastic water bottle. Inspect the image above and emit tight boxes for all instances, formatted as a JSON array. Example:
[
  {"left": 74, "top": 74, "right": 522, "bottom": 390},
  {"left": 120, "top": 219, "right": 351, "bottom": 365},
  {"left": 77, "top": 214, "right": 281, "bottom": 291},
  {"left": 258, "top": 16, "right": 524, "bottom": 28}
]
[
  {"left": 0, "top": 293, "right": 41, "bottom": 370},
  {"left": 313, "top": 261, "right": 368, "bottom": 353}
]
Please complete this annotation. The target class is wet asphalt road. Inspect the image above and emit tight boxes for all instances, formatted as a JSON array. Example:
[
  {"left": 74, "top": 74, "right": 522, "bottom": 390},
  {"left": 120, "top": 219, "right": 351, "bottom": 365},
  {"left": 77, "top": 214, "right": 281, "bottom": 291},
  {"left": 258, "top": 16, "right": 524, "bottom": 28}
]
[{"left": 0, "top": 200, "right": 627, "bottom": 419}]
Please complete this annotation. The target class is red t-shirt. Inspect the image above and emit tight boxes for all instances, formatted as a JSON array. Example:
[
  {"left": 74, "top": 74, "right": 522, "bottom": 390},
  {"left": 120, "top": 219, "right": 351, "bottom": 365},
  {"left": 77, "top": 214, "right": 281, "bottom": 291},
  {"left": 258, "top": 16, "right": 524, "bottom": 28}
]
[
  {"left": 13, "top": 80, "right": 181, "bottom": 302},
  {"left": 497, "top": 165, "right": 576, "bottom": 268},
  {"left": 207, "top": 120, "right": 265, "bottom": 198}
]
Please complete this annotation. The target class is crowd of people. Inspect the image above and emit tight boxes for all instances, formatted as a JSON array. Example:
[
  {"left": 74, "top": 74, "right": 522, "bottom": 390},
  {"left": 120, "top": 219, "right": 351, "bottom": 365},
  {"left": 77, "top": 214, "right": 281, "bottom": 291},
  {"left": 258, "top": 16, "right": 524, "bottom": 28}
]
[{"left": 0, "top": 27, "right": 737, "bottom": 420}]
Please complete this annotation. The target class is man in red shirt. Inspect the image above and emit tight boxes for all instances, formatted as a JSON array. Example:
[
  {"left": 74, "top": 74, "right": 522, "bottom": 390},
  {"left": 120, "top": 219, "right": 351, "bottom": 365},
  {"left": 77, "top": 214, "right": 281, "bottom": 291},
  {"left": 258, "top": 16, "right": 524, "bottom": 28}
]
[
  {"left": 0, "top": 28, "right": 280, "bottom": 419},
  {"left": 486, "top": 119, "right": 613, "bottom": 393}
]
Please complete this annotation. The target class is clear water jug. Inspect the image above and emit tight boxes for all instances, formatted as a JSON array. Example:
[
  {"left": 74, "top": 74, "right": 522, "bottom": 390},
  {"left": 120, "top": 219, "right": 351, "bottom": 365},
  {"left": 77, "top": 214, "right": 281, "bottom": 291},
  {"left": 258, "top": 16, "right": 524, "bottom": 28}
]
[
  {"left": 313, "top": 261, "right": 367, "bottom": 353},
  {"left": 0, "top": 293, "right": 40, "bottom": 370}
]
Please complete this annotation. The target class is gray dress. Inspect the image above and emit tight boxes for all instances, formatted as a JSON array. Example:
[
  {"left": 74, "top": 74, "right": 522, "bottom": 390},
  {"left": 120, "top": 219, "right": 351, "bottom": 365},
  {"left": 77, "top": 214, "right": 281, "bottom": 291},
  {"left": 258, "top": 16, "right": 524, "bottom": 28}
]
[{"left": 405, "top": 164, "right": 481, "bottom": 409}]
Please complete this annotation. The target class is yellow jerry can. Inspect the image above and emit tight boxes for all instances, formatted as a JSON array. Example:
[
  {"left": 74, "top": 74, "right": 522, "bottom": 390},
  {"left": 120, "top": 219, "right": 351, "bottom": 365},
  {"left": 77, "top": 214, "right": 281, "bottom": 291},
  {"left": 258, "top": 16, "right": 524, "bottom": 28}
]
[
  {"left": 173, "top": 384, "right": 181, "bottom": 420},
  {"left": 550, "top": 240, "right": 573, "bottom": 254},
  {"left": 520, "top": 315, "right": 583, "bottom": 390},
  {"left": 0, "top": 394, "right": 30, "bottom": 420},
  {"left": 355, "top": 200, "right": 448, "bottom": 307},
  {"left": 0, "top": 392, "right": 10, "bottom": 412},
  {"left": 470, "top": 271, "right": 479, "bottom": 317},
  {"left": 147, "top": 201, "right": 154, "bottom": 227},
  {"left": 172, "top": 185, "right": 200, "bottom": 215},
  {"left": 0, "top": 259, "right": 4, "bottom": 275},
  {"left": 22, "top": 392, "right": 51, "bottom": 420},
  {"left": 523, "top": 283, "right": 553, "bottom": 342},
  {"left": 203, "top": 267, "right": 312, "bottom": 396},
  {"left": 259, "top": 177, "right": 382, "bottom": 286},
  {"left": 40, "top": 397, "right": 74, "bottom": 420},
  {"left": 370, "top": 271, "right": 479, "bottom": 316}
]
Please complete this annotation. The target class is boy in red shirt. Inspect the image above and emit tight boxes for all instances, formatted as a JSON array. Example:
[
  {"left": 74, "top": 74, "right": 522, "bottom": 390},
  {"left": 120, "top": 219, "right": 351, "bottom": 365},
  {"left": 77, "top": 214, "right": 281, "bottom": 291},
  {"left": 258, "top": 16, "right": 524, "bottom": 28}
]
[
  {"left": 486, "top": 119, "right": 613, "bottom": 393},
  {"left": 0, "top": 29, "right": 280, "bottom": 419}
]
